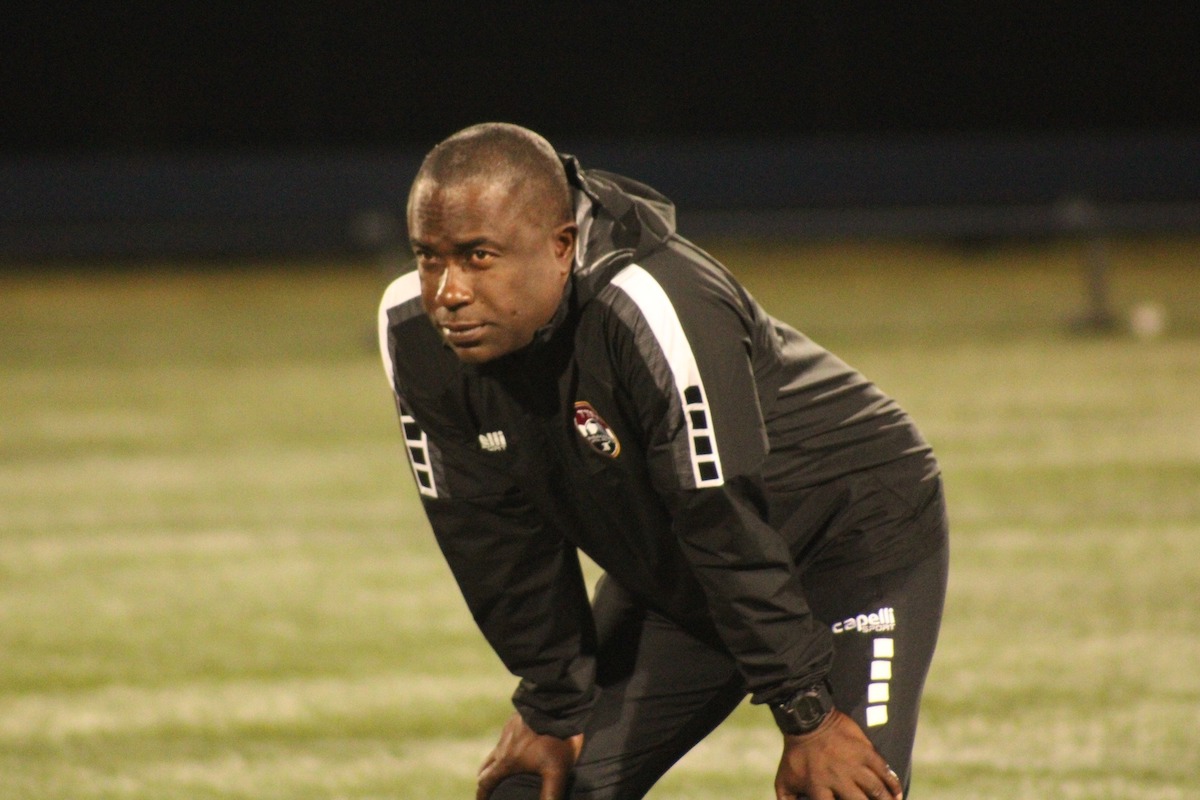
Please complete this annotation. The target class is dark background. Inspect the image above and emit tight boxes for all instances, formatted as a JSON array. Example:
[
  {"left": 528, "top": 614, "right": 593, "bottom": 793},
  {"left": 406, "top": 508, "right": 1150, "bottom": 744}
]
[{"left": 4, "top": 4, "right": 1200, "bottom": 258}]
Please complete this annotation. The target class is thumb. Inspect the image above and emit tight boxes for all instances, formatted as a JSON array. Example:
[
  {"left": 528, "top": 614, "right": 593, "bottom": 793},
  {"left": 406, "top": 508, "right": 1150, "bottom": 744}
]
[
  {"left": 538, "top": 766, "right": 568, "bottom": 800},
  {"left": 475, "top": 762, "right": 500, "bottom": 800}
]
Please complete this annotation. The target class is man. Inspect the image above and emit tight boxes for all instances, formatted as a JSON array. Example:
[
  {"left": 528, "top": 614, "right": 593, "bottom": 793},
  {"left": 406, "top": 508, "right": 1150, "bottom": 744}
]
[{"left": 379, "top": 123, "right": 948, "bottom": 800}]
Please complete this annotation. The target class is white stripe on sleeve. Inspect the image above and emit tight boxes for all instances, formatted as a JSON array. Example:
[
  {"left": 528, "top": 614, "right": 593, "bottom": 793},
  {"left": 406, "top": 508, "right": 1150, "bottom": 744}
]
[{"left": 611, "top": 265, "right": 724, "bottom": 488}]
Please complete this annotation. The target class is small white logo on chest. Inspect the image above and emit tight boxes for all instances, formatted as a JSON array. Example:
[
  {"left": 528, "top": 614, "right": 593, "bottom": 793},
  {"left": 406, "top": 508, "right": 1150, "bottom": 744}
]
[{"left": 478, "top": 431, "right": 508, "bottom": 452}]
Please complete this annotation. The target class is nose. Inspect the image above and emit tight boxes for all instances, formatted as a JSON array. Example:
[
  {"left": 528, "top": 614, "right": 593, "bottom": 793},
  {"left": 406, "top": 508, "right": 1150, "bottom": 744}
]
[{"left": 435, "top": 263, "right": 473, "bottom": 310}]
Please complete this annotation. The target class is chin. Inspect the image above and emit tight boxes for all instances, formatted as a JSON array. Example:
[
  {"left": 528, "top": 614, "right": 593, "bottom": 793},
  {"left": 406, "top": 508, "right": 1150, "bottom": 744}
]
[
  {"left": 450, "top": 344, "right": 504, "bottom": 364},
  {"left": 446, "top": 335, "right": 529, "bottom": 364}
]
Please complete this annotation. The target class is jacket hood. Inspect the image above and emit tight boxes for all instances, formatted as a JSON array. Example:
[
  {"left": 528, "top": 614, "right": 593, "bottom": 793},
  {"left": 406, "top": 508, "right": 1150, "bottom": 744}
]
[
  {"left": 512, "top": 156, "right": 678, "bottom": 357},
  {"left": 561, "top": 154, "right": 678, "bottom": 305}
]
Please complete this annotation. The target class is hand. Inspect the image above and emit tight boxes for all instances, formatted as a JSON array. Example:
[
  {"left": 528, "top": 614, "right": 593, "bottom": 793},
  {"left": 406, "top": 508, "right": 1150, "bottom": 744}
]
[
  {"left": 774, "top": 709, "right": 903, "bottom": 800},
  {"left": 476, "top": 712, "right": 584, "bottom": 800}
]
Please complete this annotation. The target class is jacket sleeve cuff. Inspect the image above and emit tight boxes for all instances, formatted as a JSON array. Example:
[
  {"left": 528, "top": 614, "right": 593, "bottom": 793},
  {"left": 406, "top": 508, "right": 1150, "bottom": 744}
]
[{"left": 512, "top": 678, "right": 598, "bottom": 739}]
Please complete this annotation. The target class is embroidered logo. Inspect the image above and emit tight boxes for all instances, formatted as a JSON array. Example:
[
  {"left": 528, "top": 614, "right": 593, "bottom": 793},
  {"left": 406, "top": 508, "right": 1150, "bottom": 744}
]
[
  {"left": 831, "top": 607, "right": 896, "bottom": 635},
  {"left": 478, "top": 431, "right": 508, "bottom": 452},
  {"left": 574, "top": 402, "right": 621, "bottom": 457}
]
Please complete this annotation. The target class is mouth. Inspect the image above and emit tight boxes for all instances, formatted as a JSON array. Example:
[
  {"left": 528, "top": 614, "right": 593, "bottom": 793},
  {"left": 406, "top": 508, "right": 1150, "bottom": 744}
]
[{"left": 439, "top": 320, "right": 486, "bottom": 347}]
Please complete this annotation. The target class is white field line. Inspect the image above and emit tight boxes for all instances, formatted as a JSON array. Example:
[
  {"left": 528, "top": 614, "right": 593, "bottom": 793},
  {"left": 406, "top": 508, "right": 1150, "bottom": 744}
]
[
  {"left": 916, "top": 702, "right": 1200, "bottom": 775},
  {"left": 0, "top": 448, "right": 399, "bottom": 495},
  {"left": 22, "top": 736, "right": 492, "bottom": 796},
  {"left": 663, "top": 724, "right": 779, "bottom": 776},
  {"left": 0, "top": 673, "right": 514, "bottom": 741}
]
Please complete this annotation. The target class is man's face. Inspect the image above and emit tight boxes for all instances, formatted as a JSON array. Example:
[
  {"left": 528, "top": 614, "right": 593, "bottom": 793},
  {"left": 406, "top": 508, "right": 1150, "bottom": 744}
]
[{"left": 408, "top": 178, "right": 576, "bottom": 364}]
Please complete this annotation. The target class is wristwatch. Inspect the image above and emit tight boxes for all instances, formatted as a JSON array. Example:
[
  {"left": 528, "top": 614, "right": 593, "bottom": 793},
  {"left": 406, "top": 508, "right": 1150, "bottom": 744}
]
[{"left": 770, "top": 681, "right": 835, "bottom": 735}]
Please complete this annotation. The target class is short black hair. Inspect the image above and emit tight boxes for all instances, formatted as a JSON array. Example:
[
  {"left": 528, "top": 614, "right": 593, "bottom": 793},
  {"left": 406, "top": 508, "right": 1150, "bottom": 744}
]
[{"left": 410, "top": 122, "right": 573, "bottom": 226}]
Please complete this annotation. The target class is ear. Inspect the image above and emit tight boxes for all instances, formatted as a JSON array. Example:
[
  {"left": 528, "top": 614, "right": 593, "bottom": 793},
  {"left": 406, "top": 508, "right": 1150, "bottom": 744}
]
[{"left": 552, "top": 222, "right": 578, "bottom": 271}]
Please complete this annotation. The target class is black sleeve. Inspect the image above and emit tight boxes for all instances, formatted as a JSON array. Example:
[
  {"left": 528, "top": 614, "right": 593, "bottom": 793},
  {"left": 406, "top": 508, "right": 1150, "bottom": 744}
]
[
  {"left": 606, "top": 258, "right": 832, "bottom": 705},
  {"left": 390, "top": 391, "right": 597, "bottom": 737},
  {"left": 380, "top": 276, "right": 597, "bottom": 736},
  {"left": 423, "top": 486, "right": 598, "bottom": 737}
]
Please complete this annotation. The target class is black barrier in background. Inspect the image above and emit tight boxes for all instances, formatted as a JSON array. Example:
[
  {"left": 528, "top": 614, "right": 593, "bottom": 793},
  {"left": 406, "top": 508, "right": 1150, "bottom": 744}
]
[{"left": 2, "top": 133, "right": 1199, "bottom": 262}]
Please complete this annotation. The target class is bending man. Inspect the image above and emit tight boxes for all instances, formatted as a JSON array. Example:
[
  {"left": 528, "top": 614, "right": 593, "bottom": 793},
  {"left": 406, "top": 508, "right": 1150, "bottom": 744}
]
[{"left": 379, "top": 122, "right": 948, "bottom": 800}]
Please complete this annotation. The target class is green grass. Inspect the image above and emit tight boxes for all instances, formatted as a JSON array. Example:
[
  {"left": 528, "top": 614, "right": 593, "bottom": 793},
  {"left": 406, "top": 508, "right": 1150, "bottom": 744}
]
[{"left": 2, "top": 238, "right": 1198, "bottom": 799}]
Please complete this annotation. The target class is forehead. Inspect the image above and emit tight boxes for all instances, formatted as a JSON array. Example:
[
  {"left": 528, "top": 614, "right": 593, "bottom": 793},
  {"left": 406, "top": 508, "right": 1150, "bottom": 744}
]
[{"left": 408, "top": 177, "right": 536, "bottom": 240}]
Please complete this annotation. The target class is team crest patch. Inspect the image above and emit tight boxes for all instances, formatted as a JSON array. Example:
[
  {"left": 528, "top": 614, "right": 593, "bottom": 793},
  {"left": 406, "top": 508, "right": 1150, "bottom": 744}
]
[{"left": 574, "top": 402, "right": 621, "bottom": 457}]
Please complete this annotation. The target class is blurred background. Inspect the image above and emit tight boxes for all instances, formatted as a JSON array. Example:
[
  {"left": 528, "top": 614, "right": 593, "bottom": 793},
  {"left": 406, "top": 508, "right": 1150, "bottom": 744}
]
[
  {"left": 3, "top": 6, "right": 1199, "bottom": 800},
  {"left": 4, "top": 5, "right": 1200, "bottom": 261}
]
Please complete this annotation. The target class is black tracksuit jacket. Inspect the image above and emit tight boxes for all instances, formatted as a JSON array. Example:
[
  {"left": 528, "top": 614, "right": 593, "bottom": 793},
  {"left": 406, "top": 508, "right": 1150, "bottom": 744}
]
[{"left": 378, "top": 156, "right": 942, "bottom": 737}]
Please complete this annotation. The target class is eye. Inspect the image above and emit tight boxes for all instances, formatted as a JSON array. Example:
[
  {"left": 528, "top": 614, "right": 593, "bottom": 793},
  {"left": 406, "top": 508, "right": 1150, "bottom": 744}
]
[
  {"left": 413, "top": 250, "right": 441, "bottom": 271},
  {"left": 469, "top": 249, "right": 495, "bottom": 265}
]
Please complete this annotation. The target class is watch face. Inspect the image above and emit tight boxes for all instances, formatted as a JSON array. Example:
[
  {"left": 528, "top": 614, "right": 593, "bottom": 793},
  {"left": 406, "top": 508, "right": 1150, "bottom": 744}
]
[
  {"left": 790, "top": 694, "right": 826, "bottom": 726},
  {"left": 773, "top": 685, "right": 834, "bottom": 735}
]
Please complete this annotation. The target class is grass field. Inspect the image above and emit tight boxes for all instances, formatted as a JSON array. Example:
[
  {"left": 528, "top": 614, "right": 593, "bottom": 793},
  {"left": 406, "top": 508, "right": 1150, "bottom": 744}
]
[{"left": 2, "top": 238, "right": 1198, "bottom": 799}]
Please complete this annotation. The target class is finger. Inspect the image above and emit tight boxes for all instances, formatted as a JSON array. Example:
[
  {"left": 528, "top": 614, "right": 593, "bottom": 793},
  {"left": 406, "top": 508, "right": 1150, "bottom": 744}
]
[
  {"left": 539, "top": 767, "right": 568, "bottom": 800},
  {"left": 475, "top": 763, "right": 500, "bottom": 800},
  {"left": 864, "top": 781, "right": 893, "bottom": 800},
  {"left": 860, "top": 765, "right": 903, "bottom": 800},
  {"left": 861, "top": 768, "right": 903, "bottom": 800},
  {"left": 860, "top": 752, "right": 903, "bottom": 800},
  {"left": 883, "top": 766, "right": 904, "bottom": 800}
]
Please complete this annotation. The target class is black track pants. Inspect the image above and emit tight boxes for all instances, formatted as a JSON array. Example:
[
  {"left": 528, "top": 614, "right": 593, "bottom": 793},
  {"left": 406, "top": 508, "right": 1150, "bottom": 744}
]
[{"left": 491, "top": 527, "right": 948, "bottom": 799}]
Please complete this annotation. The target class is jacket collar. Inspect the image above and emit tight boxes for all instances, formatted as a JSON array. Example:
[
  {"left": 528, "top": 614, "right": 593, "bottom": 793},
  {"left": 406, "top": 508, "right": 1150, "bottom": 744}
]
[{"left": 491, "top": 155, "right": 680, "bottom": 361}]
